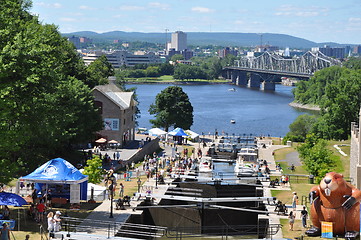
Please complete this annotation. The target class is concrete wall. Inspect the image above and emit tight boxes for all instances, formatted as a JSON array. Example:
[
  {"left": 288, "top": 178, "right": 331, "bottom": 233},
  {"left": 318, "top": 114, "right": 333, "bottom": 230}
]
[
  {"left": 116, "top": 138, "right": 160, "bottom": 170},
  {"left": 350, "top": 121, "right": 361, "bottom": 188}
]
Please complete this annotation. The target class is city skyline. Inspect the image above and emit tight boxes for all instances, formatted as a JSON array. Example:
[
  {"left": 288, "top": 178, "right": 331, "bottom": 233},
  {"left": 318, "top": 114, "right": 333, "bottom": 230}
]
[{"left": 31, "top": 0, "right": 361, "bottom": 44}]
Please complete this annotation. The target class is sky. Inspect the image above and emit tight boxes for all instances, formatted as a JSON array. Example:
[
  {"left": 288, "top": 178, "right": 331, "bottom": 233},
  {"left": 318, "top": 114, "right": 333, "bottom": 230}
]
[{"left": 30, "top": 0, "right": 361, "bottom": 44}]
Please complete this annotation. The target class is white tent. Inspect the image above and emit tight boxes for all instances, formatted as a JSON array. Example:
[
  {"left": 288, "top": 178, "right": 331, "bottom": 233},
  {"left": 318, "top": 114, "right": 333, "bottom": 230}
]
[
  {"left": 185, "top": 130, "right": 200, "bottom": 141},
  {"left": 148, "top": 128, "right": 167, "bottom": 136}
]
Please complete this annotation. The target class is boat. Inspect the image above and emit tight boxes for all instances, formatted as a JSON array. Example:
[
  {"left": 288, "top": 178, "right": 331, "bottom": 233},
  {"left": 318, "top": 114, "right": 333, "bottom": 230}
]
[
  {"left": 237, "top": 148, "right": 258, "bottom": 162},
  {"left": 234, "top": 160, "right": 256, "bottom": 177},
  {"left": 198, "top": 159, "right": 213, "bottom": 173},
  {"left": 230, "top": 119, "right": 236, "bottom": 124},
  {"left": 228, "top": 88, "right": 236, "bottom": 91}
]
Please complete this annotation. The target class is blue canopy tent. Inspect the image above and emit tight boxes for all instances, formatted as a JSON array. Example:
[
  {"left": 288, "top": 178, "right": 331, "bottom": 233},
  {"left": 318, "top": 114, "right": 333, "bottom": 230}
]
[
  {"left": 20, "top": 158, "right": 88, "bottom": 202},
  {"left": 168, "top": 128, "right": 188, "bottom": 145},
  {"left": 168, "top": 128, "right": 188, "bottom": 137}
]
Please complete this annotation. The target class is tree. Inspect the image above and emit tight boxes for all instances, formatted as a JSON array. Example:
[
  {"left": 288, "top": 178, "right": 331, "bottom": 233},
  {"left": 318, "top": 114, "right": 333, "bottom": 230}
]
[
  {"left": 297, "top": 134, "right": 336, "bottom": 182},
  {"left": 283, "top": 114, "right": 318, "bottom": 142},
  {"left": 85, "top": 55, "right": 114, "bottom": 88},
  {"left": 170, "top": 54, "right": 184, "bottom": 62},
  {"left": 83, "top": 156, "right": 104, "bottom": 184},
  {"left": 149, "top": 86, "right": 193, "bottom": 131},
  {"left": 0, "top": 0, "right": 103, "bottom": 182}
]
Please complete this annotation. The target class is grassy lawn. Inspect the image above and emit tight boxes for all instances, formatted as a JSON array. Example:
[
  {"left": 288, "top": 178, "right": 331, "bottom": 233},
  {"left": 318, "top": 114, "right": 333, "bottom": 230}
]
[{"left": 327, "top": 139, "right": 351, "bottom": 178}]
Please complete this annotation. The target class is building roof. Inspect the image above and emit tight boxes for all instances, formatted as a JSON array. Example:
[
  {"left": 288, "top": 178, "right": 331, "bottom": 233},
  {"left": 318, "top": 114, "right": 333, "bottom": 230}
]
[{"left": 93, "top": 84, "right": 135, "bottom": 110}]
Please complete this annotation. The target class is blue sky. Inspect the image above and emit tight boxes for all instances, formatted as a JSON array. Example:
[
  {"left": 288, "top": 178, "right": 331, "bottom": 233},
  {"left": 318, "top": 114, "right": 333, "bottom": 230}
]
[{"left": 31, "top": 0, "right": 361, "bottom": 44}]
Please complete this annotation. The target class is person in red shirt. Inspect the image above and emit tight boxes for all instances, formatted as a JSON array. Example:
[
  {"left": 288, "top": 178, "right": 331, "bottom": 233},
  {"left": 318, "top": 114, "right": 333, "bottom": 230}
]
[{"left": 36, "top": 201, "right": 46, "bottom": 223}]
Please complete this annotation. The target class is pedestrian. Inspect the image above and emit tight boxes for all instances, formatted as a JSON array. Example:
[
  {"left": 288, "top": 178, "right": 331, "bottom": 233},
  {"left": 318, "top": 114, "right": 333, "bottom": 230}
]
[
  {"left": 0, "top": 223, "right": 11, "bottom": 240},
  {"left": 119, "top": 183, "right": 124, "bottom": 197},
  {"left": 2, "top": 206, "right": 10, "bottom": 220},
  {"left": 36, "top": 200, "right": 46, "bottom": 223},
  {"left": 25, "top": 235, "right": 30, "bottom": 240},
  {"left": 288, "top": 211, "right": 295, "bottom": 231},
  {"left": 292, "top": 192, "right": 298, "bottom": 211},
  {"left": 53, "top": 211, "right": 62, "bottom": 232},
  {"left": 47, "top": 212, "right": 55, "bottom": 237},
  {"left": 301, "top": 206, "right": 308, "bottom": 228}
]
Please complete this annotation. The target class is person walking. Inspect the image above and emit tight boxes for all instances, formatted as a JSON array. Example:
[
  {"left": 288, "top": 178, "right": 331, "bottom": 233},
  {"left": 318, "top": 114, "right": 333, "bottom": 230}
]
[
  {"left": 119, "top": 183, "right": 124, "bottom": 197},
  {"left": 292, "top": 192, "right": 298, "bottom": 211},
  {"left": 47, "top": 212, "right": 55, "bottom": 237},
  {"left": 53, "top": 211, "right": 62, "bottom": 232},
  {"left": 300, "top": 206, "right": 308, "bottom": 228},
  {"left": 288, "top": 211, "right": 296, "bottom": 231},
  {"left": 0, "top": 223, "right": 11, "bottom": 240}
]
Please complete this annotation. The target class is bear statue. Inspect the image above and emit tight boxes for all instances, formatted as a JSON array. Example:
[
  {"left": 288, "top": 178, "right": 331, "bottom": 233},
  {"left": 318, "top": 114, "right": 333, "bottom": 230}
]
[{"left": 306, "top": 172, "right": 361, "bottom": 239}]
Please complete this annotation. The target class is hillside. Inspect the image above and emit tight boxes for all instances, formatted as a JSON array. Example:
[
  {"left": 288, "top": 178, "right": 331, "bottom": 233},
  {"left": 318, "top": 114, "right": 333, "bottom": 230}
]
[{"left": 62, "top": 31, "right": 347, "bottom": 49}]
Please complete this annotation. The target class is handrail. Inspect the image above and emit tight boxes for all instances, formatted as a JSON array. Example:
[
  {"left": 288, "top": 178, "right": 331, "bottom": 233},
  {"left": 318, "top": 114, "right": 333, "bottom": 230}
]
[{"left": 39, "top": 225, "right": 48, "bottom": 240}]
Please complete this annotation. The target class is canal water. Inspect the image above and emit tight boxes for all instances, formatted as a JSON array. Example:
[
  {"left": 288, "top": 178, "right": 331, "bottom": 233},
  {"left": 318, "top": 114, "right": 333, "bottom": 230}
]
[{"left": 127, "top": 83, "right": 310, "bottom": 137}]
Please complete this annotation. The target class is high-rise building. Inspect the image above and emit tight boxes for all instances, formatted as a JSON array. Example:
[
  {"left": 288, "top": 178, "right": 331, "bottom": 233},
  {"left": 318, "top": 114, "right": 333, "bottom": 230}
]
[{"left": 171, "top": 31, "right": 187, "bottom": 51}]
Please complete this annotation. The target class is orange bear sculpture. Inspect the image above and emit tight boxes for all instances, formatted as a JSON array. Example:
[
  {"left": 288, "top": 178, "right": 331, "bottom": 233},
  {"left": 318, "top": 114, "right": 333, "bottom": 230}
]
[{"left": 306, "top": 172, "right": 361, "bottom": 238}]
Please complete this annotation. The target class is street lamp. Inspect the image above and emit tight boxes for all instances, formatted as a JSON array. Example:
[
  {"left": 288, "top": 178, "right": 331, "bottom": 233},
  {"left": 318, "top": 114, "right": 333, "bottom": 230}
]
[
  {"left": 107, "top": 173, "right": 115, "bottom": 218},
  {"left": 137, "top": 178, "right": 141, "bottom": 193},
  {"left": 155, "top": 159, "right": 158, "bottom": 189}
]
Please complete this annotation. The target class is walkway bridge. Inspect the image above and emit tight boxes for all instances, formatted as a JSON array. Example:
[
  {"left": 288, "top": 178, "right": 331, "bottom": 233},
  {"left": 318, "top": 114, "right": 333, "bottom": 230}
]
[{"left": 223, "top": 51, "right": 342, "bottom": 91}]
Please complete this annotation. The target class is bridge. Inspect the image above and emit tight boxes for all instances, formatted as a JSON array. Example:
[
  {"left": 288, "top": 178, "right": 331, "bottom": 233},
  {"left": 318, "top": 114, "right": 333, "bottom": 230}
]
[{"left": 223, "top": 51, "right": 342, "bottom": 91}]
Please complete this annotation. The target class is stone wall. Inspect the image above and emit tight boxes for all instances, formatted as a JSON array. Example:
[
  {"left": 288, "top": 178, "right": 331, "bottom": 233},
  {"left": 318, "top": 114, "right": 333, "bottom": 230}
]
[{"left": 350, "top": 108, "right": 361, "bottom": 188}]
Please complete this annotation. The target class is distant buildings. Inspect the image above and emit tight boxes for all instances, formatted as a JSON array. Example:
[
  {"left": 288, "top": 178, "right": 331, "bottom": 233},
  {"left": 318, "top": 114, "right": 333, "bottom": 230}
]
[
  {"left": 83, "top": 50, "right": 162, "bottom": 68},
  {"left": 166, "top": 31, "right": 194, "bottom": 60},
  {"left": 68, "top": 36, "right": 92, "bottom": 49},
  {"left": 170, "top": 31, "right": 187, "bottom": 51},
  {"left": 218, "top": 47, "right": 238, "bottom": 58},
  {"left": 312, "top": 46, "right": 346, "bottom": 59}
]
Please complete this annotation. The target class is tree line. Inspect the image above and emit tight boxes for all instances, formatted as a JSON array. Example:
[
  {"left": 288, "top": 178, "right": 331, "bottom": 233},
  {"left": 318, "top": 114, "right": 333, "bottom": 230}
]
[{"left": 115, "top": 54, "right": 236, "bottom": 80}]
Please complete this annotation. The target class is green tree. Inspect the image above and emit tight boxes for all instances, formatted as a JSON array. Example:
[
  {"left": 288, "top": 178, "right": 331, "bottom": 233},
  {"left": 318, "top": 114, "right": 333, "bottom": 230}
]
[
  {"left": 149, "top": 86, "right": 193, "bottom": 131},
  {"left": 283, "top": 114, "right": 318, "bottom": 142},
  {"left": 83, "top": 156, "right": 104, "bottom": 184},
  {"left": 297, "top": 134, "right": 335, "bottom": 182},
  {"left": 0, "top": 0, "right": 102, "bottom": 182},
  {"left": 85, "top": 55, "right": 114, "bottom": 88},
  {"left": 170, "top": 54, "right": 184, "bottom": 62}
]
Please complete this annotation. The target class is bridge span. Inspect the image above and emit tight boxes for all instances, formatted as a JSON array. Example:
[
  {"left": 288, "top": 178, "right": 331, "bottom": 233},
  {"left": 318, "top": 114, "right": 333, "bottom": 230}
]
[{"left": 223, "top": 50, "right": 342, "bottom": 91}]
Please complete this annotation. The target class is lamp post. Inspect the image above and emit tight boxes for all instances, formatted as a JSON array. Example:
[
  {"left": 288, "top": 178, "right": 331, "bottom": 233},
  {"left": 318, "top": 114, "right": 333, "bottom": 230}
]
[
  {"left": 155, "top": 159, "right": 158, "bottom": 189},
  {"left": 107, "top": 174, "right": 115, "bottom": 218},
  {"left": 137, "top": 178, "right": 141, "bottom": 193}
]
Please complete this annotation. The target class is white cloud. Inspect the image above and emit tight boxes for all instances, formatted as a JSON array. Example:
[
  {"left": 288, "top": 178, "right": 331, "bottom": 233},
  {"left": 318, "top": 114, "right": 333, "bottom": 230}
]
[
  {"left": 234, "top": 20, "right": 244, "bottom": 25},
  {"left": 275, "top": 5, "right": 328, "bottom": 17},
  {"left": 149, "top": 2, "right": 170, "bottom": 10},
  {"left": 35, "top": 2, "right": 62, "bottom": 8},
  {"left": 191, "top": 7, "right": 214, "bottom": 13},
  {"left": 60, "top": 17, "right": 76, "bottom": 22},
  {"left": 119, "top": 5, "right": 145, "bottom": 11},
  {"left": 79, "top": 5, "right": 95, "bottom": 10}
]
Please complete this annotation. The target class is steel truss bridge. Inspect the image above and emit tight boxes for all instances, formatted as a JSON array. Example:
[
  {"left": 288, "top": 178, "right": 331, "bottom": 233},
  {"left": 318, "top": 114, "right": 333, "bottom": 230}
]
[
  {"left": 223, "top": 51, "right": 342, "bottom": 90},
  {"left": 233, "top": 50, "right": 342, "bottom": 75}
]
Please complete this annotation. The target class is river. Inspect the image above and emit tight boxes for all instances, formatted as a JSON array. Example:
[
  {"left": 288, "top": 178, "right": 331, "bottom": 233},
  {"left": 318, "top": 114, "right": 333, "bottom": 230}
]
[{"left": 126, "top": 83, "right": 309, "bottom": 137}]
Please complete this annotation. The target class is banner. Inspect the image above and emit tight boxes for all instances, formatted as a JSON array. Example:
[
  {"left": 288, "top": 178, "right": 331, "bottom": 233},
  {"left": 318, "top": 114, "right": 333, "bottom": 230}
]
[
  {"left": 104, "top": 118, "right": 119, "bottom": 131},
  {"left": 321, "top": 221, "right": 333, "bottom": 238},
  {"left": 70, "top": 184, "right": 80, "bottom": 203}
]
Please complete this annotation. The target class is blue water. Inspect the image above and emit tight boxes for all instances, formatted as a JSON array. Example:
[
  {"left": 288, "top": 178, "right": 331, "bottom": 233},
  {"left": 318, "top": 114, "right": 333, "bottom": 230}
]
[{"left": 127, "top": 83, "right": 309, "bottom": 137}]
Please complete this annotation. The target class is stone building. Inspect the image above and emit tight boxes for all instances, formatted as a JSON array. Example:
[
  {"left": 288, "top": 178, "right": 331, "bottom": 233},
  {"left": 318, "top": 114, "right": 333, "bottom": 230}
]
[
  {"left": 350, "top": 108, "right": 361, "bottom": 188},
  {"left": 92, "top": 83, "right": 137, "bottom": 146}
]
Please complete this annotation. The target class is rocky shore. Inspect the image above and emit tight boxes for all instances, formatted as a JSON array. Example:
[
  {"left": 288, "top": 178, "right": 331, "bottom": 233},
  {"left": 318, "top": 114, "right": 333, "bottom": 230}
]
[{"left": 289, "top": 102, "right": 320, "bottom": 111}]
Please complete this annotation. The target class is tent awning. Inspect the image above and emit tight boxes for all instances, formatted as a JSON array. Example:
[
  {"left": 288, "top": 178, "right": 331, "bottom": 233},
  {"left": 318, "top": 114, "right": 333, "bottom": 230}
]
[
  {"left": 148, "top": 128, "right": 167, "bottom": 136},
  {"left": 168, "top": 127, "right": 188, "bottom": 137},
  {"left": 20, "top": 158, "right": 88, "bottom": 184}
]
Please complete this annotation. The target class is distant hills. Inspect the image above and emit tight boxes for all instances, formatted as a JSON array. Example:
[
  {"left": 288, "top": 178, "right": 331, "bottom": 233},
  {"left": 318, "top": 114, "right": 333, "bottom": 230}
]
[{"left": 62, "top": 31, "right": 349, "bottom": 49}]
